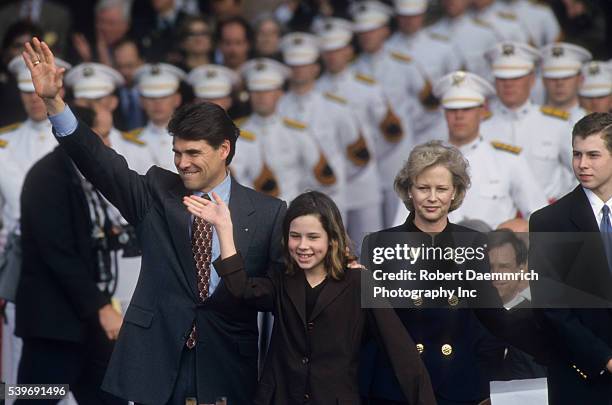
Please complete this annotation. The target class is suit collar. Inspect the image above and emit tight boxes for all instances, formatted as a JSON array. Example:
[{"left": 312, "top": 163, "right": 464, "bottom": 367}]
[
  {"left": 581, "top": 187, "right": 612, "bottom": 227},
  {"left": 228, "top": 180, "right": 256, "bottom": 260},
  {"left": 284, "top": 268, "right": 352, "bottom": 324},
  {"left": 164, "top": 180, "right": 198, "bottom": 298},
  {"left": 569, "top": 186, "right": 600, "bottom": 232},
  {"left": 285, "top": 271, "right": 307, "bottom": 325},
  {"left": 309, "top": 272, "right": 351, "bottom": 321}
]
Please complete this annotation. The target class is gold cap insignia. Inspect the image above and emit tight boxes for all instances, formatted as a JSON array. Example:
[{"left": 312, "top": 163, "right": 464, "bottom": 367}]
[
  {"left": 452, "top": 71, "right": 466, "bottom": 86},
  {"left": 552, "top": 46, "right": 564, "bottom": 57},
  {"left": 502, "top": 44, "right": 514, "bottom": 56},
  {"left": 588, "top": 62, "right": 600, "bottom": 75}
]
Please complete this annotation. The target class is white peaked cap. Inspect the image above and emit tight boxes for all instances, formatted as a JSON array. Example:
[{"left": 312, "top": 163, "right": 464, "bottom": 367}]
[
  {"left": 64, "top": 63, "right": 124, "bottom": 99},
  {"left": 433, "top": 70, "right": 495, "bottom": 109}
]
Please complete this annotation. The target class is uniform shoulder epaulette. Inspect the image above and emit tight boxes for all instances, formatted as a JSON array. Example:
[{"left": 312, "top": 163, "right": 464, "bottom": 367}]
[
  {"left": 239, "top": 129, "right": 256, "bottom": 141},
  {"left": 283, "top": 118, "right": 307, "bottom": 130},
  {"left": 472, "top": 18, "right": 492, "bottom": 28},
  {"left": 390, "top": 51, "right": 412, "bottom": 63},
  {"left": 233, "top": 116, "right": 248, "bottom": 127},
  {"left": 121, "top": 127, "right": 146, "bottom": 146},
  {"left": 491, "top": 141, "right": 522, "bottom": 154},
  {"left": 355, "top": 73, "right": 376, "bottom": 85},
  {"left": 0, "top": 139, "right": 7, "bottom": 148},
  {"left": 0, "top": 122, "right": 21, "bottom": 135},
  {"left": 483, "top": 110, "right": 493, "bottom": 121},
  {"left": 540, "top": 106, "right": 570, "bottom": 120},
  {"left": 497, "top": 11, "right": 517, "bottom": 20},
  {"left": 323, "top": 92, "right": 347, "bottom": 104},
  {"left": 428, "top": 32, "right": 450, "bottom": 42}
]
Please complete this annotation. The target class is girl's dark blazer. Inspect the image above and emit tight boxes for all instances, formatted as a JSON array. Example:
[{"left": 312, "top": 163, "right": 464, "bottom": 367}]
[{"left": 214, "top": 254, "right": 437, "bottom": 405}]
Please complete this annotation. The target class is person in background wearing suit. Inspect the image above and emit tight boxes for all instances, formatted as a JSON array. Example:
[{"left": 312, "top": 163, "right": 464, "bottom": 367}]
[
  {"left": 129, "top": 0, "right": 187, "bottom": 64},
  {"left": 112, "top": 37, "right": 146, "bottom": 132},
  {"left": 529, "top": 112, "right": 612, "bottom": 404},
  {"left": 0, "top": 54, "right": 70, "bottom": 393},
  {"left": 0, "top": 0, "right": 72, "bottom": 58},
  {"left": 22, "top": 37, "right": 286, "bottom": 405},
  {"left": 487, "top": 229, "right": 547, "bottom": 381},
  {"left": 15, "top": 105, "right": 126, "bottom": 405},
  {"left": 184, "top": 190, "right": 436, "bottom": 405}
]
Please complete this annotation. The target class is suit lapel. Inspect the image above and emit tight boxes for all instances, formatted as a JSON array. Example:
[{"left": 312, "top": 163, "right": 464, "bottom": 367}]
[
  {"left": 569, "top": 186, "right": 599, "bottom": 232},
  {"left": 568, "top": 186, "right": 612, "bottom": 299},
  {"left": 61, "top": 150, "right": 92, "bottom": 229},
  {"left": 284, "top": 271, "right": 307, "bottom": 325},
  {"left": 309, "top": 274, "right": 351, "bottom": 321},
  {"left": 228, "top": 180, "right": 256, "bottom": 261},
  {"left": 163, "top": 182, "right": 198, "bottom": 299}
]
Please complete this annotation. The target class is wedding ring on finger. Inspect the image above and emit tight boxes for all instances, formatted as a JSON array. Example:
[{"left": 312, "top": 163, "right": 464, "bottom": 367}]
[{"left": 32, "top": 60, "right": 41, "bottom": 66}]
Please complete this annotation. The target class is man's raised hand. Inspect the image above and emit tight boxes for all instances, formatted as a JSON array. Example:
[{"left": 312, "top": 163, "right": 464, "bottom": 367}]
[{"left": 22, "top": 37, "right": 65, "bottom": 100}]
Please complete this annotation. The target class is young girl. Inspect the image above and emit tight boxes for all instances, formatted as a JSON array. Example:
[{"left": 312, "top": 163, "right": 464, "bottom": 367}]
[{"left": 183, "top": 190, "right": 435, "bottom": 405}]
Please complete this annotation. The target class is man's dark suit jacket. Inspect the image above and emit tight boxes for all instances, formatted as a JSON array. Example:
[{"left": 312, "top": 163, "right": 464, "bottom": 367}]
[
  {"left": 16, "top": 147, "right": 110, "bottom": 343},
  {"left": 213, "top": 254, "right": 436, "bottom": 405},
  {"left": 54, "top": 121, "right": 286, "bottom": 405},
  {"left": 492, "top": 300, "right": 548, "bottom": 381},
  {"left": 529, "top": 186, "right": 612, "bottom": 404}
]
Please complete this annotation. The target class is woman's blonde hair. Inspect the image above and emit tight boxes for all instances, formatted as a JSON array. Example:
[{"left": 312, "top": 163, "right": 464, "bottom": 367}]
[
  {"left": 394, "top": 141, "right": 471, "bottom": 212},
  {"left": 283, "top": 191, "right": 354, "bottom": 280}
]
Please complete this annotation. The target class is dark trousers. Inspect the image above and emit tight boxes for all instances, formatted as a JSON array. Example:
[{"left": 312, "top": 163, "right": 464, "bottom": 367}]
[
  {"left": 16, "top": 335, "right": 125, "bottom": 405},
  {"left": 135, "top": 346, "right": 197, "bottom": 405}
]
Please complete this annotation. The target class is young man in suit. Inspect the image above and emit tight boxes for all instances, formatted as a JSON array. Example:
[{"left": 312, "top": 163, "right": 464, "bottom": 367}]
[
  {"left": 529, "top": 112, "right": 612, "bottom": 404},
  {"left": 21, "top": 37, "right": 286, "bottom": 405}
]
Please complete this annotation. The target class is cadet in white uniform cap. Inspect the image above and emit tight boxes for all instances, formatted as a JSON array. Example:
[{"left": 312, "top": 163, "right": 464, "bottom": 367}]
[
  {"left": 64, "top": 63, "right": 151, "bottom": 175},
  {"left": 231, "top": 57, "right": 321, "bottom": 203},
  {"left": 65, "top": 63, "right": 148, "bottom": 338},
  {"left": 579, "top": 61, "right": 612, "bottom": 114},
  {"left": 134, "top": 63, "right": 186, "bottom": 172},
  {"left": 0, "top": 56, "right": 70, "bottom": 241},
  {"left": 481, "top": 41, "right": 575, "bottom": 201},
  {"left": 490, "top": 0, "right": 561, "bottom": 47},
  {"left": 0, "top": 55, "right": 70, "bottom": 391},
  {"left": 470, "top": 0, "right": 531, "bottom": 43},
  {"left": 540, "top": 43, "right": 592, "bottom": 126},
  {"left": 394, "top": 70, "right": 547, "bottom": 228},
  {"left": 386, "top": 0, "right": 462, "bottom": 83},
  {"left": 314, "top": 17, "right": 383, "bottom": 249},
  {"left": 349, "top": 1, "right": 431, "bottom": 225},
  {"left": 187, "top": 64, "right": 239, "bottom": 112},
  {"left": 278, "top": 32, "right": 366, "bottom": 219},
  {"left": 425, "top": 0, "right": 498, "bottom": 80},
  {"left": 381, "top": 0, "right": 457, "bottom": 147},
  {"left": 350, "top": 1, "right": 439, "bottom": 147}
]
